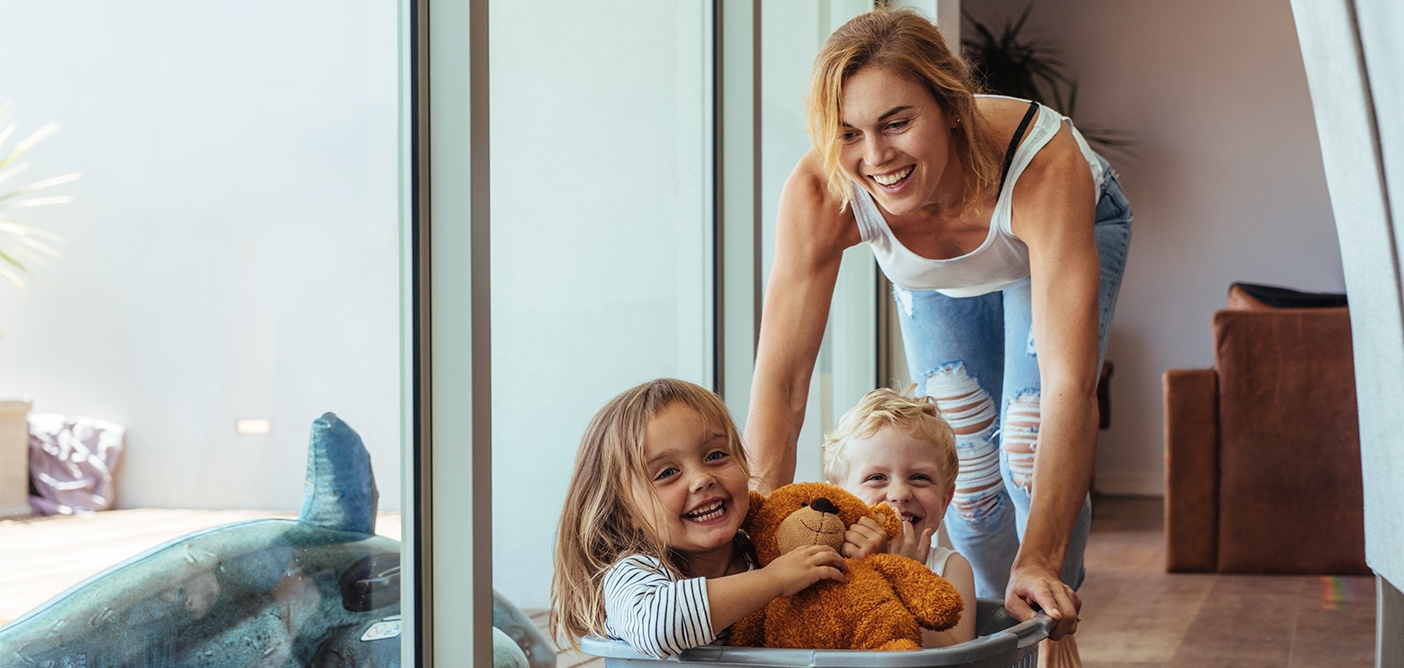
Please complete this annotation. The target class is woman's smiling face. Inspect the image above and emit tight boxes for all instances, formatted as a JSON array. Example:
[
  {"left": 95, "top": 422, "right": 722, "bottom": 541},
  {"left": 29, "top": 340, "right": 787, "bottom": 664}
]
[{"left": 839, "top": 65, "right": 957, "bottom": 215}]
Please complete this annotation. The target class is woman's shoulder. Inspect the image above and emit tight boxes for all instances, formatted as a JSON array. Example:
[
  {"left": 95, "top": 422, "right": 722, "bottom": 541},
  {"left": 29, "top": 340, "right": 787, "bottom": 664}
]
[{"left": 779, "top": 150, "right": 860, "bottom": 248}]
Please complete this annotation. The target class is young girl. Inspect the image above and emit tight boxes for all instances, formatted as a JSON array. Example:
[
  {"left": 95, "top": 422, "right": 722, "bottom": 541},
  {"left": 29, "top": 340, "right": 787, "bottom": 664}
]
[{"left": 551, "top": 378, "right": 850, "bottom": 658}]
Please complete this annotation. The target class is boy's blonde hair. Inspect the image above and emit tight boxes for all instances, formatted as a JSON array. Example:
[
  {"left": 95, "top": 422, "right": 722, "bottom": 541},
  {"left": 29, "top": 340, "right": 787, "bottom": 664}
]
[
  {"left": 822, "top": 387, "right": 958, "bottom": 490},
  {"left": 550, "top": 378, "right": 750, "bottom": 651}
]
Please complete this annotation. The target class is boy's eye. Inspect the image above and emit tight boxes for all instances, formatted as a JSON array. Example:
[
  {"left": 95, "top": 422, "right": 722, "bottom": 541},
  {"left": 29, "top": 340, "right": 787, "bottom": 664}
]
[
  {"left": 705, "top": 450, "right": 728, "bottom": 462},
  {"left": 912, "top": 474, "right": 932, "bottom": 482},
  {"left": 654, "top": 467, "right": 679, "bottom": 482},
  {"left": 864, "top": 474, "right": 887, "bottom": 483}
]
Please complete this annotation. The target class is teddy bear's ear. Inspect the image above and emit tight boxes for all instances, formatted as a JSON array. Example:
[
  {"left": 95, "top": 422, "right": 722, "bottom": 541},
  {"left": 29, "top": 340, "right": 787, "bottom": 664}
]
[
  {"left": 870, "top": 501, "right": 903, "bottom": 539},
  {"left": 744, "top": 489, "right": 766, "bottom": 527}
]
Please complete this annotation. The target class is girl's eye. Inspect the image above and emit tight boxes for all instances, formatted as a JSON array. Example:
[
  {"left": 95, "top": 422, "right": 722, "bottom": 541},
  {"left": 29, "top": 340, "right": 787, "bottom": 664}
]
[
  {"left": 654, "top": 467, "right": 679, "bottom": 482},
  {"left": 705, "top": 450, "right": 728, "bottom": 462}
]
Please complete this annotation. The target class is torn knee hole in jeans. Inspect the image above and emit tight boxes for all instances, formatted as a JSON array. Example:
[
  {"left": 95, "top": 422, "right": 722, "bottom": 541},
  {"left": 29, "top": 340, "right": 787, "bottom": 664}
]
[
  {"left": 1002, "top": 392, "right": 1041, "bottom": 492},
  {"left": 926, "top": 363, "right": 1001, "bottom": 520}
]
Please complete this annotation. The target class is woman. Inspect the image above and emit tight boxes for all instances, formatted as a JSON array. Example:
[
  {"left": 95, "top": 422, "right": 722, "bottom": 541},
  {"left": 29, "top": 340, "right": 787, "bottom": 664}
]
[{"left": 743, "top": 7, "right": 1132, "bottom": 657}]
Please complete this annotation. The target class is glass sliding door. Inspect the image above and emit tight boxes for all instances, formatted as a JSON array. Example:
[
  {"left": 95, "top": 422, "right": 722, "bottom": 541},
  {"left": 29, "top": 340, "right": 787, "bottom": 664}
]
[
  {"left": 0, "top": 0, "right": 407, "bottom": 664},
  {"left": 489, "top": 0, "right": 714, "bottom": 618}
]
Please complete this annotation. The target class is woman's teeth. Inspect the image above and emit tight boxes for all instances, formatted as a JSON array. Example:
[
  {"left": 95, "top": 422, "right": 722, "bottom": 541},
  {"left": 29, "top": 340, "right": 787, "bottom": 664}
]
[
  {"left": 685, "top": 501, "right": 725, "bottom": 522},
  {"left": 873, "top": 166, "right": 914, "bottom": 186}
]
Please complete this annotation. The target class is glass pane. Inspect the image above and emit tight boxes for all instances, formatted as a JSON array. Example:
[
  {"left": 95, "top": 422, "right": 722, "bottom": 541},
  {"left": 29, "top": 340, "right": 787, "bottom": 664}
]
[
  {"left": 489, "top": 0, "right": 713, "bottom": 636},
  {"left": 760, "top": 0, "right": 876, "bottom": 483},
  {"left": 0, "top": 1, "right": 406, "bottom": 663}
]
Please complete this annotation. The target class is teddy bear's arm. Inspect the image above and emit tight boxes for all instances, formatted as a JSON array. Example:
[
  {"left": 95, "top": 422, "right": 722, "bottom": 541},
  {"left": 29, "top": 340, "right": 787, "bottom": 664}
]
[
  {"left": 866, "top": 553, "right": 964, "bottom": 632},
  {"left": 729, "top": 607, "right": 767, "bottom": 647}
]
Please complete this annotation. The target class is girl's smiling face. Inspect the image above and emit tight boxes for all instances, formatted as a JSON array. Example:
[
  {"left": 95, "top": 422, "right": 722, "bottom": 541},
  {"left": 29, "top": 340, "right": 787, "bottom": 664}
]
[
  {"left": 838, "top": 424, "right": 955, "bottom": 541},
  {"left": 838, "top": 65, "right": 959, "bottom": 215},
  {"left": 632, "top": 401, "right": 749, "bottom": 571}
]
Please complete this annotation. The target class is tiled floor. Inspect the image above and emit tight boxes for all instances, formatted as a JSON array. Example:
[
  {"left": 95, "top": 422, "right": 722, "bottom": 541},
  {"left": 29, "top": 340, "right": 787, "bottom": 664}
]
[{"left": 0, "top": 499, "right": 1375, "bottom": 666}]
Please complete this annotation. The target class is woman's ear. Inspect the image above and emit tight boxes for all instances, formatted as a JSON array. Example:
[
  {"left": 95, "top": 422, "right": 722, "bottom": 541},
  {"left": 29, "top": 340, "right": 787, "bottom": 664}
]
[{"left": 870, "top": 501, "right": 903, "bottom": 539}]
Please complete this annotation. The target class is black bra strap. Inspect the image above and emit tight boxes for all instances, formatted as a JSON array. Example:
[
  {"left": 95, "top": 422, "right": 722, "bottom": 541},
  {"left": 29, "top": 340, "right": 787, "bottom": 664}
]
[{"left": 998, "top": 101, "right": 1040, "bottom": 193}]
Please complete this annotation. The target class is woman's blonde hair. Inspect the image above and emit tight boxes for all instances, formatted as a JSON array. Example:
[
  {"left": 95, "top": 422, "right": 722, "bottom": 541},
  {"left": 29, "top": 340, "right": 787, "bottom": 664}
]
[
  {"left": 807, "top": 7, "right": 1001, "bottom": 207},
  {"left": 821, "top": 386, "right": 958, "bottom": 490},
  {"left": 550, "top": 378, "right": 750, "bottom": 651}
]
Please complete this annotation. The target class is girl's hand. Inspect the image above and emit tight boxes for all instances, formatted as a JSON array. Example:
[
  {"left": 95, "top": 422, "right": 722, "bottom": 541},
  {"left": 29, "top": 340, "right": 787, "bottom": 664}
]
[
  {"left": 841, "top": 516, "right": 888, "bottom": 558},
  {"left": 888, "top": 519, "right": 935, "bottom": 563},
  {"left": 764, "top": 545, "right": 849, "bottom": 597}
]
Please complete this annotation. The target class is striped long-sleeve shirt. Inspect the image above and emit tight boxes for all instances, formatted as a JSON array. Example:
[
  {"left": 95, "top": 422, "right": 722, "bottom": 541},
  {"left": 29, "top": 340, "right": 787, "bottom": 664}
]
[{"left": 602, "top": 553, "right": 718, "bottom": 658}]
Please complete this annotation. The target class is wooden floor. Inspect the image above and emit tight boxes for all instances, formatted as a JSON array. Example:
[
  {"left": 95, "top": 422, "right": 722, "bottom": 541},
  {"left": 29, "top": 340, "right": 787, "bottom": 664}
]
[{"left": 0, "top": 499, "right": 1375, "bottom": 666}]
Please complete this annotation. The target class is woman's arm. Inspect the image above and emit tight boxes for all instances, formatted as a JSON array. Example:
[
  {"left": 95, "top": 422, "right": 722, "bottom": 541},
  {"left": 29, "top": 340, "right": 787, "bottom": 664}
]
[
  {"left": 745, "top": 153, "right": 857, "bottom": 492},
  {"left": 1004, "top": 124, "right": 1100, "bottom": 640}
]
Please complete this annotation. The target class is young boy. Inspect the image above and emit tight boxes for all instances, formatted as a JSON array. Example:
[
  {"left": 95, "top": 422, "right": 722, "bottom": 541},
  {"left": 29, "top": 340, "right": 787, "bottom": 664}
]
[{"left": 821, "top": 387, "right": 977, "bottom": 647}]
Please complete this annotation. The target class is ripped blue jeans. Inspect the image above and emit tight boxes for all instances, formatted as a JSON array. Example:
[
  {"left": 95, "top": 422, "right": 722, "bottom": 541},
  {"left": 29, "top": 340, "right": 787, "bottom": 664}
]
[{"left": 893, "top": 157, "right": 1132, "bottom": 599}]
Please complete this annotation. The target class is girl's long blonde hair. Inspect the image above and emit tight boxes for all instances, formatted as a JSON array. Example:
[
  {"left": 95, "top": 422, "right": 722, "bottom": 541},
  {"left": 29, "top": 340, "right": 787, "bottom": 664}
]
[
  {"left": 807, "top": 7, "right": 1001, "bottom": 208},
  {"left": 550, "top": 378, "right": 750, "bottom": 651}
]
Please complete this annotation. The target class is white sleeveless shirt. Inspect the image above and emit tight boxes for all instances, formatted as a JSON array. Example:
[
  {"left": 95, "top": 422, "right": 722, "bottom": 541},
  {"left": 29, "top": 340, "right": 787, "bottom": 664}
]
[{"left": 852, "top": 97, "right": 1104, "bottom": 298}]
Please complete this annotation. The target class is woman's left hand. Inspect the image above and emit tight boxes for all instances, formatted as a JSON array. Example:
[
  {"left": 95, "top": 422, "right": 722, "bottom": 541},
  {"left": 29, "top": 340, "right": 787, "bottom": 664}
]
[{"left": 1005, "top": 563, "right": 1081, "bottom": 640}]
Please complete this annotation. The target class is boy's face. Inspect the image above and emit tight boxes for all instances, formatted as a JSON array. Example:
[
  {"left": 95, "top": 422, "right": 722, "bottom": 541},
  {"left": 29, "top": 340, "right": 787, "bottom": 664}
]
[{"left": 838, "top": 424, "right": 955, "bottom": 543}]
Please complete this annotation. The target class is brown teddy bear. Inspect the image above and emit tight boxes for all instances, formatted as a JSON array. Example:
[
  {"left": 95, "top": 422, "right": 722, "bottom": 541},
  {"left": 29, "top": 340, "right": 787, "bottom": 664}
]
[{"left": 731, "top": 482, "right": 963, "bottom": 651}]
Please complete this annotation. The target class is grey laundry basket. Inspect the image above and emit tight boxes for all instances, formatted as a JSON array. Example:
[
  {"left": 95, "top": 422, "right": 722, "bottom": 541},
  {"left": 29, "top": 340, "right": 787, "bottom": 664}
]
[{"left": 580, "top": 599, "right": 1052, "bottom": 668}]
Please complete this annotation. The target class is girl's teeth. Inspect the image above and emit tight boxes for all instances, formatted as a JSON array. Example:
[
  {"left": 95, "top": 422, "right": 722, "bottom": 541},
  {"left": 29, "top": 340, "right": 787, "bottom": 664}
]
[{"left": 686, "top": 502, "right": 724, "bottom": 522}]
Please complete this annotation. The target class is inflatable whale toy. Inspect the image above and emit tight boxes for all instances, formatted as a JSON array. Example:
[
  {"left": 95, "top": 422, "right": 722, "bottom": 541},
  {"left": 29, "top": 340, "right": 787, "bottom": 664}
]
[{"left": 0, "top": 413, "right": 555, "bottom": 668}]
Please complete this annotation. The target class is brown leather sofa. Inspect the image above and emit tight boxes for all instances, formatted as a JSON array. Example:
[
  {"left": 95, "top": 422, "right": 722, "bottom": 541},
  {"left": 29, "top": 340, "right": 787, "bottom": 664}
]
[{"left": 1163, "top": 284, "right": 1368, "bottom": 574}]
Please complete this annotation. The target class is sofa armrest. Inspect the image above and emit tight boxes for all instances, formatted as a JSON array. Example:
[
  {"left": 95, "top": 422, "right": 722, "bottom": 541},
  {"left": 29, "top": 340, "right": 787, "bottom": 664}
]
[{"left": 1164, "top": 368, "right": 1219, "bottom": 573}]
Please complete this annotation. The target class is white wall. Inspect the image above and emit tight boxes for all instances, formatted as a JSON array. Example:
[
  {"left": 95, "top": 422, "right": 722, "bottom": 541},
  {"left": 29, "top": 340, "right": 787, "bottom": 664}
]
[
  {"left": 0, "top": 1, "right": 401, "bottom": 511},
  {"left": 489, "top": 1, "right": 712, "bottom": 609},
  {"left": 967, "top": 0, "right": 1344, "bottom": 494}
]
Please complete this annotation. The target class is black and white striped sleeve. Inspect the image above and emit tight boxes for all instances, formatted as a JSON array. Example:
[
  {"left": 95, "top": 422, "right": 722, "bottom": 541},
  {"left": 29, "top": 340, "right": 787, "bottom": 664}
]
[{"left": 602, "top": 554, "right": 715, "bottom": 658}]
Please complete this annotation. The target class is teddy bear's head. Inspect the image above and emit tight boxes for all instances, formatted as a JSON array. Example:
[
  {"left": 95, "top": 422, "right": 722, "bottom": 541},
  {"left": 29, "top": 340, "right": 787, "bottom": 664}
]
[{"left": 744, "top": 482, "right": 903, "bottom": 565}]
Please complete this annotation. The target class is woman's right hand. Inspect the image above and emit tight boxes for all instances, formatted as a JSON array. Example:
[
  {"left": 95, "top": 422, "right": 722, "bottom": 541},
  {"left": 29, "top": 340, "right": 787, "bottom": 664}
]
[{"left": 764, "top": 545, "right": 849, "bottom": 597}]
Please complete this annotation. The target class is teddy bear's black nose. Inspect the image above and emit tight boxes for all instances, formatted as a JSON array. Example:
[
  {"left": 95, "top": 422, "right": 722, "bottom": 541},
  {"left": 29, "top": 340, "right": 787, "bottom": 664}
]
[{"left": 810, "top": 497, "right": 839, "bottom": 515}]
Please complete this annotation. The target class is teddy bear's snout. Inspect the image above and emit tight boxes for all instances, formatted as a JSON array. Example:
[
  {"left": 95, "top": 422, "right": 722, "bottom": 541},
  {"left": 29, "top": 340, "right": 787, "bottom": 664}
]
[{"left": 810, "top": 497, "right": 838, "bottom": 514}]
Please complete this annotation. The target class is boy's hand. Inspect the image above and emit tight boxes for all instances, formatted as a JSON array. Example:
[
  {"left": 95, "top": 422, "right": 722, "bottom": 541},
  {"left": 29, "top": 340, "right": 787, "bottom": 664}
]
[
  {"left": 764, "top": 545, "right": 849, "bottom": 597},
  {"left": 888, "top": 519, "right": 935, "bottom": 563},
  {"left": 841, "top": 516, "right": 888, "bottom": 558}
]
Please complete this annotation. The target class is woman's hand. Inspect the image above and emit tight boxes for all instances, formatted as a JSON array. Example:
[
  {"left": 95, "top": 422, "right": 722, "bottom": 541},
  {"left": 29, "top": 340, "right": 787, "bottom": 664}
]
[
  {"left": 841, "top": 516, "right": 889, "bottom": 558},
  {"left": 887, "top": 520, "right": 935, "bottom": 563},
  {"left": 763, "top": 545, "right": 850, "bottom": 597},
  {"left": 1005, "top": 562, "right": 1081, "bottom": 640}
]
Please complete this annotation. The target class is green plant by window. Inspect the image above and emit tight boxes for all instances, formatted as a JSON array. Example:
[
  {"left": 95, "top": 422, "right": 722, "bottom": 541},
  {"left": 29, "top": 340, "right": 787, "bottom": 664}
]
[
  {"left": 0, "top": 101, "right": 77, "bottom": 289},
  {"left": 963, "top": 4, "right": 1132, "bottom": 157}
]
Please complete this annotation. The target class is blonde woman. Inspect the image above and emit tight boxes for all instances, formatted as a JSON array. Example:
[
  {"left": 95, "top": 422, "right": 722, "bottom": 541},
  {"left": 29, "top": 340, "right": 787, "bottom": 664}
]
[{"left": 745, "top": 8, "right": 1132, "bottom": 663}]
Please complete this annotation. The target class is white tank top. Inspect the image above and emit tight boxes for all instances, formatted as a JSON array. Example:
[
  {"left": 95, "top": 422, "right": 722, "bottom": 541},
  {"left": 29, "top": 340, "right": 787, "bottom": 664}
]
[{"left": 852, "top": 97, "right": 1104, "bottom": 298}]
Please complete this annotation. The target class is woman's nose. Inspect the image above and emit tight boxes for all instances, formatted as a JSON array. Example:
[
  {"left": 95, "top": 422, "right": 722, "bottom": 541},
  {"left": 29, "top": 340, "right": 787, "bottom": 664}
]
[{"left": 864, "top": 135, "right": 890, "bottom": 167}]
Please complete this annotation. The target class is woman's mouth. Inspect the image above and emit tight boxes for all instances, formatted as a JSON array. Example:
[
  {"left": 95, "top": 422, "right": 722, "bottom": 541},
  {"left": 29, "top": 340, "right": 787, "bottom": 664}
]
[
  {"left": 683, "top": 500, "right": 727, "bottom": 523},
  {"left": 870, "top": 165, "right": 914, "bottom": 189}
]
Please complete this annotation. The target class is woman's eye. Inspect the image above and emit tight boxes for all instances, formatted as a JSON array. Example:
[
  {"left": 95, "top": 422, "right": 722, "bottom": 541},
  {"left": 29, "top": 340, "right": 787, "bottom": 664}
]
[
  {"left": 887, "top": 120, "right": 909, "bottom": 131},
  {"left": 705, "top": 450, "right": 728, "bottom": 462},
  {"left": 654, "top": 467, "right": 679, "bottom": 481},
  {"left": 840, "top": 130, "right": 859, "bottom": 142}
]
